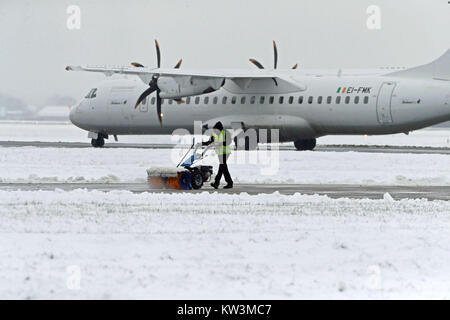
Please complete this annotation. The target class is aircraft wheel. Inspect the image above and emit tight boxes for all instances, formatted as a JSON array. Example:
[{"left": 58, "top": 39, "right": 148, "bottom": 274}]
[
  {"left": 294, "top": 138, "right": 316, "bottom": 151},
  {"left": 234, "top": 133, "right": 258, "bottom": 151},
  {"left": 91, "top": 137, "right": 105, "bottom": 148}
]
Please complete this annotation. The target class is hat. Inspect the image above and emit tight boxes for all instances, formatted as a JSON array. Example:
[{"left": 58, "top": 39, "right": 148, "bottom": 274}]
[{"left": 213, "top": 121, "right": 223, "bottom": 131}]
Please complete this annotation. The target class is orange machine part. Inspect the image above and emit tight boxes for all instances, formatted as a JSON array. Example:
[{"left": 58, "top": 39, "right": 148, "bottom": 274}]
[
  {"left": 148, "top": 176, "right": 166, "bottom": 189},
  {"left": 165, "top": 174, "right": 183, "bottom": 190}
]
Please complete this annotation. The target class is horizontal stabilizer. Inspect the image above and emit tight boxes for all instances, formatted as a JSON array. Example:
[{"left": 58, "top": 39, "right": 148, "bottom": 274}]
[{"left": 388, "top": 49, "right": 450, "bottom": 80}]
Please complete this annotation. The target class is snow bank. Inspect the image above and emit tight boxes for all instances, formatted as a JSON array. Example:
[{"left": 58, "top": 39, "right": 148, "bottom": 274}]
[{"left": 1, "top": 189, "right": 450, "bottom": 299}]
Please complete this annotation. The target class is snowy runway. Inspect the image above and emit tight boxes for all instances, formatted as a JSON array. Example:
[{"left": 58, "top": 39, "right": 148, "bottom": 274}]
[
  {"left": 0, "top": 121, "right": 449, "bottom": 299},
  {"left": 1, "top": 146, "right": 450, "bottom": 186},
  {"left": 1, "top": 190, "right": 450, "bottom": 299}
]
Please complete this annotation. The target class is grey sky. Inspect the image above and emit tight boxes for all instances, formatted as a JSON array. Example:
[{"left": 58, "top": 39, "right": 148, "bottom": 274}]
[{"left": 0, "top": 0, "right": 449, "bottom": 105}]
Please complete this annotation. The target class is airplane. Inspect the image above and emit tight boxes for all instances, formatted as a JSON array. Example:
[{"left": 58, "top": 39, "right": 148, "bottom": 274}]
[{"left": 67, "top": 40, "right": 450, "bottom": 150}]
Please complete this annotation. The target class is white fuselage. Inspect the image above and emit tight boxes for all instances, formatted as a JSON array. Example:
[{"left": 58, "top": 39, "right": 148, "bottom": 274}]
[{"left": 69, "top": 70, "right": 450, "bottom": 142}]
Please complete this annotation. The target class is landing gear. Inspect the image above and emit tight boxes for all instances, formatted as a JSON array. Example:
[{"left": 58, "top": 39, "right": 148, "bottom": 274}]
[
  {"left": 233, "top": 129, "right": 262, "bottom": 151},
  {"left": 89, "top": 132, "right": 108, "bottom": 148},
  {"left": 234, "top": 135, "right": 258, "bottom": 151},
  {"left": 294, "top": 138, "right": 316, "bottom": 151},
  {"left": 91, "top": 136, "right": 105, "bottom": 148}
]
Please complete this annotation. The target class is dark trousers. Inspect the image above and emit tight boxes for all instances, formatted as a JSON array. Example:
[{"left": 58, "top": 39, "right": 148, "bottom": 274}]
[{"left": 215, "top": 154, "right": 233, "bottom": 185}]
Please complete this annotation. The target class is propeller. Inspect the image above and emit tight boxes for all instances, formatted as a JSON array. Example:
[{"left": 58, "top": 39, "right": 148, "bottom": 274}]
[
  {"left": 133, "top": 40, "right": 182, "bottom": 126},
  {"left": 249, "top": 41, "right": 299, "bottom": 85}
]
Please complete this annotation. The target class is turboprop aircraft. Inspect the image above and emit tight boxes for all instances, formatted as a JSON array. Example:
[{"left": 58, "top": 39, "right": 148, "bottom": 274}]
[{"left": 67, "top": 40, "right": 450, "bottom": 149}]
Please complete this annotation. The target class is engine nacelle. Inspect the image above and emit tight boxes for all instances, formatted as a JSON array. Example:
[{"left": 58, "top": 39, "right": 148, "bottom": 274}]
[{"left": 157, "top": 76, "right": 225, "bottom": 99}]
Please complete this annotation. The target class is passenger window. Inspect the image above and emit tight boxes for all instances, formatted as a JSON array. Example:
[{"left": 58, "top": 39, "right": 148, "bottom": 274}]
[
  {"left": 141, "top": 97, "right": 147, "bottom": 105},
  {"left": 151, "top": 97, "right": 156, "bottom": 105},
  {"left": 336, "top": 96, "right": 341, "bottom": 104},
  {"left": 345, "top": 96, "right": 350, "bottom": 104},
  {"left": 298, "top": 96, "right": 303, "bottom": 104},
  {"left": 222, "top": 96, "right": 227, "bottom": 104},
  {"left": 279, "top": 96, "right": 284, "bottom": 104},
  {"left": 241, "top": 96, "right": 246, "bottom": 104},
  {"left": 308, "top": 96, "right": 313, "bottom": 104},
  {"left": 213, "top": 97, "right": 218, "bottom": 104},
  {"left": 186, "top": 97, "right": 191, "bottom": 104},
  {"left": 288, "top": 96, "right": 294, "bottom": 104},
  {"left": 327, "top": 96, "right": 332, "bottom": 104},
  {"left": 269, "top": 96, "right": 274, "bottom": 104},
  {"left": 354, "top": 96, "right": 359, "bottom": 104},
  {"left": 317, "top": 96, "right": 323, "bottom": 104},
  {"left": 195, "top": 97, "right": 200, "bottom": 104},
  {"left": 260, "top": 96, "right": 265, "bottom": 104},
  {"left": 168, "top": 99, "right": 173, "bottom": 105},
  {"left": 250, "top": 96, "right": 256, "bottom": 104},
  {"left": 204, "top": 97, "right": 209, "bottom": 104},
  {"left": 231, "top": 96, "right": 237, "bottom": 104},
  {"left": 364, "top": 96, "right": 369, "bottom": 104}
]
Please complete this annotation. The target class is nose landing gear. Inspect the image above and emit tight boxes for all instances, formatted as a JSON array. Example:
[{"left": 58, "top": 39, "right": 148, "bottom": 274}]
[{"left": 91, "top": 136, "right": 105, "bottom": 148}]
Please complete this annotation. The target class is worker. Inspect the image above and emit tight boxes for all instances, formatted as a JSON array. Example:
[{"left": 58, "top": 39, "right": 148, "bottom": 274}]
[{"left": 196, "top": 121, "right": 233, "bottom": 189}]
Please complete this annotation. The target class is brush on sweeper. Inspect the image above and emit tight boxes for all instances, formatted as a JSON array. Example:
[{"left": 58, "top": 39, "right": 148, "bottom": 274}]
[{"left": 147, "top": 142, "right": 213, "bottom": 190}]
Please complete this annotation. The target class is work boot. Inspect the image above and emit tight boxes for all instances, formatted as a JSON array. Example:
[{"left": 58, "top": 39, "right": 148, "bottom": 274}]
[
  {"left": 210, "top": 182, "right": 219, "bottom": 189},
  {"left": 223, "top": 183, "right": 233, "bottom": 189}
]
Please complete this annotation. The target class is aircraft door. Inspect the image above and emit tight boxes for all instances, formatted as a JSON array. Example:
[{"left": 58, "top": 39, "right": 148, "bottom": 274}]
[
  {"left": 376, "top": 82, "right": 396, "bottom": 124},
  {"left": 108, "top": 87, "right": 133, "bottom": 128}
]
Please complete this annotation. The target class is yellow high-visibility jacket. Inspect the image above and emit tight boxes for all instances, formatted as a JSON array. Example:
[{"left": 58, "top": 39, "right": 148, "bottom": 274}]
[{"left": 212, "top": 130, "right": 232, "bottom": 155}]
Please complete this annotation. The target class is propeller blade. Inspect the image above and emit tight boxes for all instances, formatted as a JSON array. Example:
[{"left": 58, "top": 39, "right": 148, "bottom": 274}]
[
  {"left": 273, "top": 41, "right": 278, "bottom": 69},
  {"left": 292, "top": 63, "right": 298, "bottom": 70},
  {"left": 249, "top": 58, "right": 264, "bottom": 69},
  {"left": 135, "top": 84, "right": 157, "bottom": 109},
  {"left": 155, "top": 39, "right": 161, "bottom": 68},
  {"left": 174, "top": 59, "right": 183, "bottom": 69},
  {"left": 131, "top": 62, "right": 145, "bottom": 68},
  {"left": 156, "top": 90, "right": 163, "bottom": 126}
]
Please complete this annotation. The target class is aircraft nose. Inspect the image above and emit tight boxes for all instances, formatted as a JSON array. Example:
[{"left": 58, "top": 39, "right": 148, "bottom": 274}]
[
  {"left": 69, "top": 105, "right": 75, "bottom": 122},
  {"left": 69, "top": 104, "right": 80, "bottom": 126}
]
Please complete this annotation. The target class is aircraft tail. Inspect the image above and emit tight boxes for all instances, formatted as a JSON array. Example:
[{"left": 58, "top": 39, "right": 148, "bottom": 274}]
[{"left": 388, "top": 49, "right": 450, "bottom": 80}]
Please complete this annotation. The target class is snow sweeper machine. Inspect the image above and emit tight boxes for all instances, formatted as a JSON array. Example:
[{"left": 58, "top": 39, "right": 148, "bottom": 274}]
[{"left": 146, "top": 142, "right": 214, "bottom": 190}]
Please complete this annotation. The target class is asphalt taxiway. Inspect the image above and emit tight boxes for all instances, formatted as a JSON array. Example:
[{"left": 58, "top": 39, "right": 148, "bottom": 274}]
[
  {"left": 1, "top": 140, "right": 450, "bottom": 155},
  {"left": 1, "top": 182, "right": 449, "bottom": 200}
]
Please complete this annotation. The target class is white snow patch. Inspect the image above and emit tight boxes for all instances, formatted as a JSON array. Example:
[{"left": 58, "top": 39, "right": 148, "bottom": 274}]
[
  {"left": 1, "top": 189, "right": 450, "bottom": 299},
  {"left": 1, "top": 147, "right": 449, "bottom": 186},
  {"left": 383, "top": 192, "right": 394, "bottom": 202}
]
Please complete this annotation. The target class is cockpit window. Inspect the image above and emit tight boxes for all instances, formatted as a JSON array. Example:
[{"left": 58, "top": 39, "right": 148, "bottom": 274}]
[
  {"left": 85, "top": 88, "right": 98, "bottom": 99},
  {"left": 85, "top": 89, "right": 93, "bottom": 99}
]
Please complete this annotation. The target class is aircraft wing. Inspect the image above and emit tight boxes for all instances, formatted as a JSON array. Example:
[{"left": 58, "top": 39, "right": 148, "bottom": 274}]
[{"left": 65, "top": 65, "right": 307, "bottom": 91}]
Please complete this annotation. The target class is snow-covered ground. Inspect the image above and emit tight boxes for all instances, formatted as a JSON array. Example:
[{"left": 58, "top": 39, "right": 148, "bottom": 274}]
[
  {"left": 1, "top": 190, "right": 450, "bottom": 299},
  {"left": 1, "top": 120, "right": 450, "bottom": 147},
  {"left": 0, "top": 146, "right": 449, "bottom": 185},
  {"left": 1, "top": 121, "right": 449, "bottom": 299}
]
